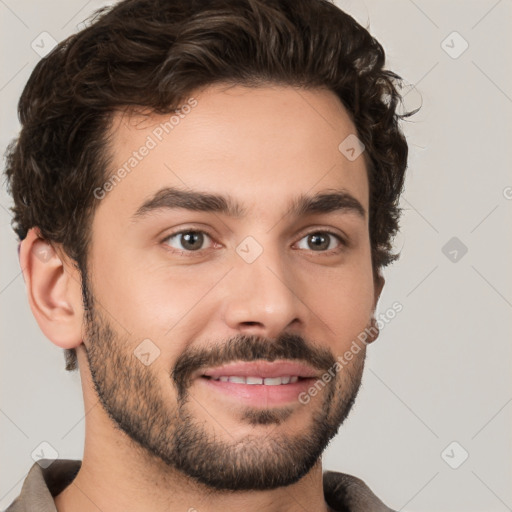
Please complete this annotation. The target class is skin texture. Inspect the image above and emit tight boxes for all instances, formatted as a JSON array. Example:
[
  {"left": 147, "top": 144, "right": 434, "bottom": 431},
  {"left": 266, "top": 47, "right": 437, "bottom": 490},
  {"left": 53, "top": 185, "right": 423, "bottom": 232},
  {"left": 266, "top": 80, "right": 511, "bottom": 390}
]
[{"left": 20, "top": 83, "right": 384, "bottom": 512}]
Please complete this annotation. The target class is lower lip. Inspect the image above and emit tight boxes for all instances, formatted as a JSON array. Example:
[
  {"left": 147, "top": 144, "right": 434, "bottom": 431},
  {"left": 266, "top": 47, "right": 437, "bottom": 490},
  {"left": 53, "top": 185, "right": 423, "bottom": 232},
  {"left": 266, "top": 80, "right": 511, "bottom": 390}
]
[{"left": 198, "top": 376, "right": 315, "bottom": 407}]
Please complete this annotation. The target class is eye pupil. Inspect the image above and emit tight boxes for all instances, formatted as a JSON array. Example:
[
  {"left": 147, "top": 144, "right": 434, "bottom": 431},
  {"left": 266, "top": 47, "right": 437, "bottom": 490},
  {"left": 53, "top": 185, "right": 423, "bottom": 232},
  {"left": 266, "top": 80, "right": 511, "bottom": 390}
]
[
  {"left": 181, "top": 231, "right": 203, "bottom": 251},
  {"left": 308, "top": 233, "right": 329, "bottom": 251}
]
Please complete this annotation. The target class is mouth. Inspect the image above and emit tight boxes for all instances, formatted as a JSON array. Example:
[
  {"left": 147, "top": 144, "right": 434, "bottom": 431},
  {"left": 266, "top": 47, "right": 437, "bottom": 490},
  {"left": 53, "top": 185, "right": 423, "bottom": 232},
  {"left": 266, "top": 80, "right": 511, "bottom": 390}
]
[
  {"left": 198, "top": 360, "right": 321, "bottom": 381},
  {"left": 200, "top": 375, "right": 312, "bottom": 385},
  {"left": 195, "top": 361, "right": 320, "bottom": 407},
  {"left": 198, "top": 375, "right": 316, "bottom": 407}
]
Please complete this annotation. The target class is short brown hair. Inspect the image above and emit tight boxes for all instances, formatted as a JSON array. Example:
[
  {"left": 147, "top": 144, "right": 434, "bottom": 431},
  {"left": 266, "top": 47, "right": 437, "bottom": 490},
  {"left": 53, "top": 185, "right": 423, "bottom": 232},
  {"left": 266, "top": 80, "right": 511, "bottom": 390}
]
[{"left": 3, "top": 0, "right": 413, "bottom": 372}]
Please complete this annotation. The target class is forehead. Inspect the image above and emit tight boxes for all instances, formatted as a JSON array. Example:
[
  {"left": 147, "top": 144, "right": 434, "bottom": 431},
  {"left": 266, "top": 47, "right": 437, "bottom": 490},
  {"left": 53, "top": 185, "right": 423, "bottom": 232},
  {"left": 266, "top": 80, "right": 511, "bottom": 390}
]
[{"left": 97, "top": 83, "right": 369, "bottom": 225}]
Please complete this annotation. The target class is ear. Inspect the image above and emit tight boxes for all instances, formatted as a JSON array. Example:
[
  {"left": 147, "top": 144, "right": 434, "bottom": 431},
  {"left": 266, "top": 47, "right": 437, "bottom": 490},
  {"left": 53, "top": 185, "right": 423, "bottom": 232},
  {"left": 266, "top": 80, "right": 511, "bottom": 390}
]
[
  {"left": 18, "top": 227, "right": 84, "bottom": 350},
  {"left": 372, "top": 271, "right": 385, "bottom": 313},
  {"left": 364, "top": 272, "right": 385, "bottom": 344}
]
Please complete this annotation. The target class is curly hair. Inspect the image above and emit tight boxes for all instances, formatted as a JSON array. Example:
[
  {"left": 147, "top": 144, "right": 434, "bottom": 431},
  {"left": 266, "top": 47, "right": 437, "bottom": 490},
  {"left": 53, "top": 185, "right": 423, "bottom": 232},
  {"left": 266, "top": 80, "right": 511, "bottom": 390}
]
[{"left": 3, "top": 0, "right": 414, "bottom": 372}]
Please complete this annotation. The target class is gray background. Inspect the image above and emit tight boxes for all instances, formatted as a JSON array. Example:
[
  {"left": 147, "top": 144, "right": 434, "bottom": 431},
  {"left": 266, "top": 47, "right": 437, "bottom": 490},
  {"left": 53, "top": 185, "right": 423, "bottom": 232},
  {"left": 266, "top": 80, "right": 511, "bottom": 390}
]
[{"left": 1, "top": 1, "right": 511, "bottom": 510}]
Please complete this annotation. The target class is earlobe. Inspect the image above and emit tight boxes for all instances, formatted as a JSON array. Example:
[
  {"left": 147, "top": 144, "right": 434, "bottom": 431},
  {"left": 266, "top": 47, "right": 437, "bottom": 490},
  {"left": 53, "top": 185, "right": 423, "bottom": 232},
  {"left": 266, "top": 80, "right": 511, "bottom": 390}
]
[
  {"left": 19, "top": 227, "right": 84, "bottom": 350},
  {"left": 365, "top": 317, "right": 380, "bottom": 344}
]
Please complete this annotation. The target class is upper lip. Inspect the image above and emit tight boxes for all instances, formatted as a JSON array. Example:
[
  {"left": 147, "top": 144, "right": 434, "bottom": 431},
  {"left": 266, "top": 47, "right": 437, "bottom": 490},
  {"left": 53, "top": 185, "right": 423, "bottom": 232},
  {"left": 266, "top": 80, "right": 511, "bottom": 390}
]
[{"left": 198, "top": 361, "right": 320, "bottom": 379}]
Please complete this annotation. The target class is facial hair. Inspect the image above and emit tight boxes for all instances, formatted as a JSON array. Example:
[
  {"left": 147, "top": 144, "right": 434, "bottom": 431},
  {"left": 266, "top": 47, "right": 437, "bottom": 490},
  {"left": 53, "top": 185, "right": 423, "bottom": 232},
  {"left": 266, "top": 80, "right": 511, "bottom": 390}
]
[{"left": 81, "top": 270, "right": 367, "bottom": 492}]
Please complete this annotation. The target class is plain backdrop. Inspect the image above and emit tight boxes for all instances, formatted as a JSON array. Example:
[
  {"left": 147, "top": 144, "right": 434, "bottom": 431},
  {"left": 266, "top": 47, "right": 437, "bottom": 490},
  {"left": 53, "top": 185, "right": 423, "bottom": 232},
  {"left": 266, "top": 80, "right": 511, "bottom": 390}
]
[{"left": 1, "top": 1, "right": 511, "bottom": 511}]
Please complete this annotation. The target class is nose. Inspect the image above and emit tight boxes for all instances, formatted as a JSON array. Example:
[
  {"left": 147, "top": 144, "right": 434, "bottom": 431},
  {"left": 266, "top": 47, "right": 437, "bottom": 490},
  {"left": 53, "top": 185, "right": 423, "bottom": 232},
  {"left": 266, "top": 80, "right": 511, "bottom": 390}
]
[{"left": 220, "top": 247, "right": 306, "bottom": 338}]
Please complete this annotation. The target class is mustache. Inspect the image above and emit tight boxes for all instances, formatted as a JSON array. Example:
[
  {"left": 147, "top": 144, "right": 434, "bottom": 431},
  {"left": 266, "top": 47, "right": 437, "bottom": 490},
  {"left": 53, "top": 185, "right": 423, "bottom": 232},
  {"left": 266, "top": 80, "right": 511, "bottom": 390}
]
[{"left": 172, "top": 332, "right": 336, "bottom": 399}]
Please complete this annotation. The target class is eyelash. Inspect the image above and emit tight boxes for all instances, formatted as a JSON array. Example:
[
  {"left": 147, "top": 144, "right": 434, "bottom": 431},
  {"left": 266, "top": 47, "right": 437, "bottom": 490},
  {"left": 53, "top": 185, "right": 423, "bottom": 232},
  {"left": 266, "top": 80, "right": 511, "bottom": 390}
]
[{"left": 160, "top": 228, "right": 347, "bottom": 257}]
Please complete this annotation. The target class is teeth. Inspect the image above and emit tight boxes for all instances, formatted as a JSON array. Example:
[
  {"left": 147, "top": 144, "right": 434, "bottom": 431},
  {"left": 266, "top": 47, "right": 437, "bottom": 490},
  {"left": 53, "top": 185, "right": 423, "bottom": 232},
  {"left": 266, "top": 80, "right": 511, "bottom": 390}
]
[
  {"left": 228, "top": 376, "right": 246, "bottom": 384},
  {"left": 246, "top": 376, "right": 263, "bottom": 385},
  {"left": 210, "top": 375, "right": 301, "bottom": 385}
]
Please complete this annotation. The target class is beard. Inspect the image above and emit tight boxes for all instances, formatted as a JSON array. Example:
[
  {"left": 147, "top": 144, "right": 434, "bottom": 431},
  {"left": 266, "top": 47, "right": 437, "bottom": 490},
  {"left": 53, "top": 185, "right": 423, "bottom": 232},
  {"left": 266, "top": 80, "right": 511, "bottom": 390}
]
[{"left": 80, "top": 270, "right": 367, "bottom": 492}]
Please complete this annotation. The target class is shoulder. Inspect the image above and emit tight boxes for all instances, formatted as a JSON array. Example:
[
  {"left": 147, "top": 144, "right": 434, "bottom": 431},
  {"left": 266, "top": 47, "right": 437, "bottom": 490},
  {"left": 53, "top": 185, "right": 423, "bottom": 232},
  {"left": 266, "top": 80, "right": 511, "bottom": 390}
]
[
  {"left": 4, "top": 459, "right": 82, "bottom": 512},
  {"left": 323, "top": 469, "right": 397, "bottom": 512}
]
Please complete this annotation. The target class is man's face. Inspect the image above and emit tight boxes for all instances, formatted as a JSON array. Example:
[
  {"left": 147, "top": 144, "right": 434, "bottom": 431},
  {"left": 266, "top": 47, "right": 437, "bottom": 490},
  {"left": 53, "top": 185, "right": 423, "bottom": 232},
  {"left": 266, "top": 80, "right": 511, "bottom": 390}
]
[{"left": 80, "top": 84, "right": 380, "bottom": 491}]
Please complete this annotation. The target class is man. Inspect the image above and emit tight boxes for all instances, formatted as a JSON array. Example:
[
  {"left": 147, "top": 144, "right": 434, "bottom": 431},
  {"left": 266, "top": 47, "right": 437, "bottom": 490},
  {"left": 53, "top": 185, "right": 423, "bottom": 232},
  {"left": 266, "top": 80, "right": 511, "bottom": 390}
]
[{"left": 3, "top": 0, "right": 412, "bottom": 510}]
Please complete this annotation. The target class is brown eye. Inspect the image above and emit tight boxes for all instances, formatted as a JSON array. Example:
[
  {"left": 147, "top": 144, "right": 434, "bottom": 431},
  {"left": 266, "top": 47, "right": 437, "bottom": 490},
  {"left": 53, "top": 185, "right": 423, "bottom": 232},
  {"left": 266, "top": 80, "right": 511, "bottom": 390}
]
[
  {"left": 296, "top": 231, "right": 345, "bottom": 252},
  {"left": 163, "top": 230, "right": 213, "bottom": 253}
]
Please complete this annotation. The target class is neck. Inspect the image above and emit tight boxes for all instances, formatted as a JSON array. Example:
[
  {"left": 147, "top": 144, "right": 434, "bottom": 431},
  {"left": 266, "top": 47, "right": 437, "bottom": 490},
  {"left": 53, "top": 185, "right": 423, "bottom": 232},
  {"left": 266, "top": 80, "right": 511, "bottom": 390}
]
[
  {"left": 54, "top": 401, "right": 331, "bottom": 512},
  {"left": 54, "top": 440, "right": 332, "bottom": 512}
]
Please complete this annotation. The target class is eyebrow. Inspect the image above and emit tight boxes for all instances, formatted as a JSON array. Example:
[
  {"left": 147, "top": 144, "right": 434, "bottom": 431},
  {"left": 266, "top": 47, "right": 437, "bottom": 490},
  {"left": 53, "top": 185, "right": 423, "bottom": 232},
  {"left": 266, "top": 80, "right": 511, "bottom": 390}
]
[{"left": 131, "top": 186, "right": 366, "bottom": 222}]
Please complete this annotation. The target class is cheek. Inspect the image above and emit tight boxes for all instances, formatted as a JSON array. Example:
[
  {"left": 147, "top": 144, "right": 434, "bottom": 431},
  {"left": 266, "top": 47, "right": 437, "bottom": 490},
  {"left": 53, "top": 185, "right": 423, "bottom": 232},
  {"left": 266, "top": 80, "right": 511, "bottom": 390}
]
[
  {"left": 89, "top": 245, "right": 176, "bottom": 338},
  {"left": 92, "top": 248, "right": 224, "bottom": 353},
  {"left": 305, "top": 259, "right": 375, "bottom": 338}
]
